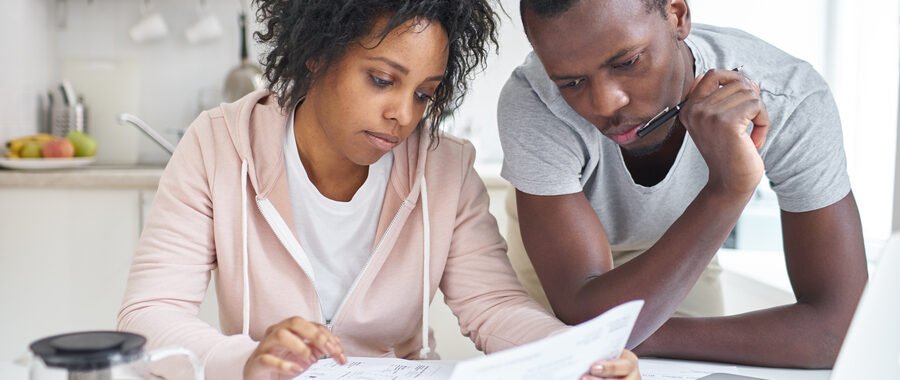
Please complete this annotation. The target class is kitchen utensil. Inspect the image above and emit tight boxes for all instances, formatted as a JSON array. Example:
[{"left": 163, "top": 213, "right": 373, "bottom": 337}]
[
  {"left": 60, "top": 80, "right": 77, "bottom": 107},
  {"left": 119, "top": 113, "right": 176, "bottom": 155},
  {"left": 0, "top": 157, "right": 95, "bottom": 171},
  {"left": 49, "top": 80, "right": 87, "bottom": 137},
  {"left": 129, "top": 1, "right": 168, "bottom": 43},
  {"left": 223, "top": 12, "right": 264, "bottom": 102},
  {"left": 185, "top": 0, "right": 223, "bottom": 44},
  {"left": 29, "top": 331, "right": 203, "bottom": 380}
]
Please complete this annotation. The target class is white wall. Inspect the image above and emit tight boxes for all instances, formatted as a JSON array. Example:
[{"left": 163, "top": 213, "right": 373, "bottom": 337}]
[
  {"left": 689, "top": 0, "right": 899, "bottom": 248},
  {"left": 0, "top": 0, "right": 57, "bottom": 144},
  {"left": 4, "top": 0, "right": 897, "bottom": 243},
  {"left": 444, "top": 1, "right": 530, "bottom": 165},
  {"left": 55, "top": 0, "right": 259, "bottom": 164}
]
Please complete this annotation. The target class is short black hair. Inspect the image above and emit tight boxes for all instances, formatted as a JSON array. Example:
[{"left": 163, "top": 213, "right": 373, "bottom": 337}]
[
  {"left": 253, "top": 0, "right": 500, "bottom": 146},
  {"left": 520, "top": 0, "right": 667, "bottom": 29}
]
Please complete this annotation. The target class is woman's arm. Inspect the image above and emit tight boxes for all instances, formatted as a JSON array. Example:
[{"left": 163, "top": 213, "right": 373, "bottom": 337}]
[{"left": 116, "top": 113, "right": 256, "bottom": 379}]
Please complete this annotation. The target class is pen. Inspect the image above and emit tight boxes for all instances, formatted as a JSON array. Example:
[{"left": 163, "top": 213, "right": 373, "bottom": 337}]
[{"left": 636, "top": 65, "right": 743, "bottom": 138}]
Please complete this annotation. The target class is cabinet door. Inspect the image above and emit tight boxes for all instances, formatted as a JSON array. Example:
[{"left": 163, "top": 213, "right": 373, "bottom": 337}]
[{"left": 0, "top": 188, "right": 140, "bottom": 361}]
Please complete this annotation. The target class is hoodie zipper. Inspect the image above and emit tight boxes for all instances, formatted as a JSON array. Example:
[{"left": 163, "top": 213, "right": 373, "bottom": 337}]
[
  {"left": 327, "top": 200, "right": 412, "bottom": 330},
  {"left": 255, "top": 196, "right": 412, "bottom": 333},
  {"left": 255, "top": 197, "right": 329, "bottom": 325}
]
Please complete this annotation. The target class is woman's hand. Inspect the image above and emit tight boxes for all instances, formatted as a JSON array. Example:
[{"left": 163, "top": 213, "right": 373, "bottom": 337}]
[
  {"left": 243, "top": 317, "right": 348, "bottom": 379},
  {"left": 582, "top": 349, "right": 640, "bottom": 380}
]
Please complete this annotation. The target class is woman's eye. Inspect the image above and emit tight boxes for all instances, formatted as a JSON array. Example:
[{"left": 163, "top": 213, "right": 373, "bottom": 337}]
[
  {"left": 371, "top": 75, "right": 392, "bottom": 87},
  {"left": 415, "top": 91, "right": 434, "bottom": 102}
]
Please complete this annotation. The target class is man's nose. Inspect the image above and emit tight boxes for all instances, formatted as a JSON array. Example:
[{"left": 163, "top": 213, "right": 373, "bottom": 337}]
[{"left": 589, "top": 79, "right": 629, "bottom": 118}]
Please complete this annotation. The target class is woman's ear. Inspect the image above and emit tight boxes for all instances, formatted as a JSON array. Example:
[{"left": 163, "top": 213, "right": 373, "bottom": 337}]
[
  {"left": 668, "top": 0, "right": 691, "bottom": 41},
  {"left": 305, "top": 58, "right": 321, "bottom": 76}
]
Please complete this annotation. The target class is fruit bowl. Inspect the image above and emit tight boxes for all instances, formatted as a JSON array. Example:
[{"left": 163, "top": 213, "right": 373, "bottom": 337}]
[{"left": 0, "top": 157, "right": 95, "bottom": 171}]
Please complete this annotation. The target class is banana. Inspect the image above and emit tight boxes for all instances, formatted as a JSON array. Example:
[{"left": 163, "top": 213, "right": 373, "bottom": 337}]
[
  {"left": 5, "top": 133, "right": 55, "bottom": 153},
  {"left": 4, "top": 150, "right": 19, "bottom": 159},
  {"left": 6, "top": 139, "right": 26, "bottom": 154}
]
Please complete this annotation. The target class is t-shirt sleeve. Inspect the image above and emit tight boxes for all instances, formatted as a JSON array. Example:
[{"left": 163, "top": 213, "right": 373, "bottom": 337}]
[
  {"left": 497, "top": 73, "right": 587, "bottom": 196},
  {"left": 762, "top": 83, "right": 851, "bottom": 213}
]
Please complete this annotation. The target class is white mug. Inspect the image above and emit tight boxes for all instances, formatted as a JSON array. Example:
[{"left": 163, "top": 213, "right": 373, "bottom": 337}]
[
  {"left": 185, "top": 13, "right": 223, "bottom": 44},
  {"left": 129, "top": 11, "right": 169, "bottom": 43}
]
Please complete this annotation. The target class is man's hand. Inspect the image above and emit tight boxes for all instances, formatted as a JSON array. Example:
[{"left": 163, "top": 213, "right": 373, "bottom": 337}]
[
  {"left": 243, "top": 317, "right": 348, "bottom": 379},
  {"left": 582, "top": 349, "right": 641, "bottom": 380},
  {"left": 680, "top": 68, "right": 769, "bottom": 196}
]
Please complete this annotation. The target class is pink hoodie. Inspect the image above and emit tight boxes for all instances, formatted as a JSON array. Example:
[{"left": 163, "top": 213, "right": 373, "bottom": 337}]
[{"left": 117, "top": 90, "right": 567, "bottom": 379}]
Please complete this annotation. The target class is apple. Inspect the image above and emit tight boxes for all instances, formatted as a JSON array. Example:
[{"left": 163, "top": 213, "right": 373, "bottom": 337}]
[
  {"left": 66, "top": 131, "right": 97, "bottom": 157},
  {"left": 19, "top": 141, "right": 42, "bottom": 158},
  {"left": 42, "top": 137, "right": 75, "bottom": 158}
]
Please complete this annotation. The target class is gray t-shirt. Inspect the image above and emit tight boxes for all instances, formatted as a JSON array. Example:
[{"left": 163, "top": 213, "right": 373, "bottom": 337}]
[{"left": 498, "top": 24, "right": 851, "bottom": 253}]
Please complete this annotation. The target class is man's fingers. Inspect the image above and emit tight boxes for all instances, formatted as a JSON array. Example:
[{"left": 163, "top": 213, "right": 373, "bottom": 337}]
[
  {"left": 589, "top": 360, "right": 630, "bottom": 377},
  {"left": 750, "top": 103, "right": 771, "bottom": 149},
  {"left": 703, "top": 81, "right": 757, "bottom": 109},
  {"left": 689, "top": 68, "right": 745, "bottom": 99},
  {"left": 688, "top": 72, "right": 705, "bottom": 95}
]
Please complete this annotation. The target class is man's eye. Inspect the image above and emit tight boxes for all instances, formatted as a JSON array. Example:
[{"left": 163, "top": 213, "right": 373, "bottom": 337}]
[
  {"left": 560, "top": 78, "right": 585, "bottom": 89},
  {"left": 613, "top": 54, "right": 641, "bottom": 69}
]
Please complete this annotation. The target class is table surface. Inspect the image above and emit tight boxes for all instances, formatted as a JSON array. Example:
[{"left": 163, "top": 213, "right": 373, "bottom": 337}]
[
  {"left": 639, "top": 358, "right": 831, "bottom": 380},
  {"left": 2, "top": 358, "right": 832, "bottom": 380}
]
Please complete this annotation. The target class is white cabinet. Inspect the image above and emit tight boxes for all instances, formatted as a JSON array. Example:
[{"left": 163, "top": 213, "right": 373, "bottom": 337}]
[{"left": 0, "top": 188, "right": 141, "bottom": 361}]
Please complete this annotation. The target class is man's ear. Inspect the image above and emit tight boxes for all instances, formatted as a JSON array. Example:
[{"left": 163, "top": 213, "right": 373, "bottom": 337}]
[{"left": 668, "top": 0, "right": 691, "bottom": 41}]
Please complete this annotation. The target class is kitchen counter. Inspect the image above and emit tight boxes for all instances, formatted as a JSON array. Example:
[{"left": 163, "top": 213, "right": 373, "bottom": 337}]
[
  {"left": 0, "top": 162, "right": 509, "bottom": 191},
  {"left": 0, "top": 165, "right": 164, "bottom": 190}
]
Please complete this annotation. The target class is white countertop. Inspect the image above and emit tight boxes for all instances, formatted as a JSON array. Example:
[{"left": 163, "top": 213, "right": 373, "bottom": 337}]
[
  {"left": 0, "top": 165, "right": 164, "bottom": 190},
  {"left": 0, "top": 162, "right": 508, "bottom": 191}
]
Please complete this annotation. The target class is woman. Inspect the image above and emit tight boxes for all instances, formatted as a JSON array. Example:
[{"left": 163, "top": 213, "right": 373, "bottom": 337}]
[{"left": 117, "top": 1, "right": 640, "bottom": 379}]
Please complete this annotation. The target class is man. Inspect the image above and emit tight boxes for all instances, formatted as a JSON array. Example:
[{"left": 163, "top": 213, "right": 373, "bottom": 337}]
[{"left": 498, "top": 0, "right": 868, "bottom": 368}]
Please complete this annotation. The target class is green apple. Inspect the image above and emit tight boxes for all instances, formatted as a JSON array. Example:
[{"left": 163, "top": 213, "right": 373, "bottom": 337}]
[
  {"left": 66, "top": 131, "right": 97, "bottom": 157},
  {"left": 19, "top": 141, "right": 42, "bottom": 158}
]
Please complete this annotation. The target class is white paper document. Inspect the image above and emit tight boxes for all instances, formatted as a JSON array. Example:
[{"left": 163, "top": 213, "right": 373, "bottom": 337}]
[
  {"left": 294, "top": 300, "right": 643, "bottom": 380},
  {"left": 294, "top": 357, "right": 455, "bottom": 380},
  {"left": 450, "top": 300, "right": 643, "bottom": 379},
  {"left": 639, "top": 360, "right": 738, "bottom": 380}
]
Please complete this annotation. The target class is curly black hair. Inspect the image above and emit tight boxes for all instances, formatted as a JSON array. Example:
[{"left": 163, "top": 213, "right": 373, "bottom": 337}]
[{"left": 253, "top": 0, "right": 500, "bottom": 146}]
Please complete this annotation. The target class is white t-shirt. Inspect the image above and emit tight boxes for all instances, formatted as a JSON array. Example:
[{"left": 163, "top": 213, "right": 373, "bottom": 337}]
[{"left": 283, "top": 108, "right": 393, "bottom": 321}]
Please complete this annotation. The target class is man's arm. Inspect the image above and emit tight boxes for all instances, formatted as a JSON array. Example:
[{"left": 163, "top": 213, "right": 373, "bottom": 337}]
[
  {"left": 517, "top": 182, "right": 753, "bottom": 347},
  {"left": 520, "top": 69, "right": 767, "bottom": 347},
  {"left": 636, "top": 192, "right": 868, "bottom": 368}
]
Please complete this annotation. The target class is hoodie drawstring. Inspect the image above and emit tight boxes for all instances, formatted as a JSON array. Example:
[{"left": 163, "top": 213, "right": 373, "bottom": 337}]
[
  {"left": 239, "top": 159, "right": 431, "bottom": 356},
  {"left": 241, "top": 160, "right": 251, "bottom": 336},
  {"left": 419, "top": 175, "right": 431, "bottom": 359}
]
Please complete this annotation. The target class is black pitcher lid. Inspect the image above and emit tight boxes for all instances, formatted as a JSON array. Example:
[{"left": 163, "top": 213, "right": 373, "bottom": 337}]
[{"left": 30, "top": 331, "right": 146, "bottom": 371}]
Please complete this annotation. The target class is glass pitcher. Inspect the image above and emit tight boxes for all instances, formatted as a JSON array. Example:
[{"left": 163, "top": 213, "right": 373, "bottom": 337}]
[{"left": 29, "top": 331, "right": 203, "bottom": 380}]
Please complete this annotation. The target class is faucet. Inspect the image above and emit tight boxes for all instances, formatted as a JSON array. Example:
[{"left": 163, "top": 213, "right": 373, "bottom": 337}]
[{"left": 118, "top": 113, "right": 176, "bottom": 155}]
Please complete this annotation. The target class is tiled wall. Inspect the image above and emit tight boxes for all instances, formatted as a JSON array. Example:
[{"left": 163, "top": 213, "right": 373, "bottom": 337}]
[{"left": 0, "top": 0, "right": 57, "bottom": 144}]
